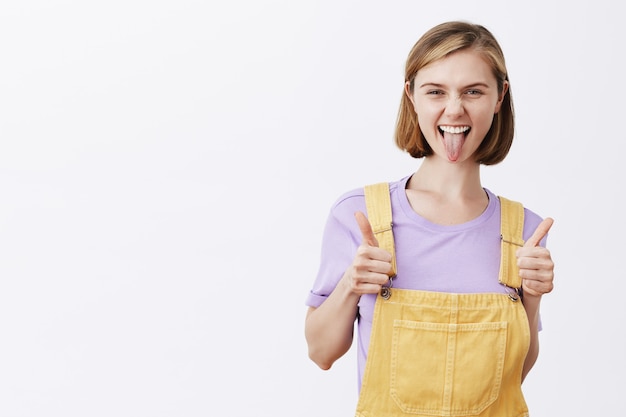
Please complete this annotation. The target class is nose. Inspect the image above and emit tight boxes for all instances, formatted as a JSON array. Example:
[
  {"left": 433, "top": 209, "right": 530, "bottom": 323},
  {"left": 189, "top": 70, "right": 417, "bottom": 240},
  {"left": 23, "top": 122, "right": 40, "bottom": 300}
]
[{"left": 444, "top": 95, "right": 464, "bottom": 117}]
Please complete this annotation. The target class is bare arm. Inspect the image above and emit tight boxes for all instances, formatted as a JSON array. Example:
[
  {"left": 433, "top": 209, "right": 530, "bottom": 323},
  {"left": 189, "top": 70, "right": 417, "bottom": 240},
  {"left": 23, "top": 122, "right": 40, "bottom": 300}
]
[
  {"left": 305, "top": 212, "right": 393, "bottom": 370},
  {"left": 521, "top": 293, "right": 541, "bottom": 382},
  {"left": 517, "top": 217, "right": 555, "bottom": 382},
  {"left": 305, "top": 277, "right": 360, "bottom": 370}
]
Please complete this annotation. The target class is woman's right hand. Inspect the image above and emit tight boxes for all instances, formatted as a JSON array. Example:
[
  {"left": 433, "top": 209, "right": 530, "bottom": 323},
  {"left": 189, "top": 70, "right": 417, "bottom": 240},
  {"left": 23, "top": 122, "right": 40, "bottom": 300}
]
[
  {"left": 343, "top": 211, "right": 395, "bottom": 295},
  {"left": 305, "top": 211, "right": 393, "bottom": 369}
]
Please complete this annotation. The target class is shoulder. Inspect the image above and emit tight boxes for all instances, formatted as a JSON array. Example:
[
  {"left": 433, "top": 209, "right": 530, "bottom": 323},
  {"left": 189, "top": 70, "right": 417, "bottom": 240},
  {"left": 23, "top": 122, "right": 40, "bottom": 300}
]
[
  {"left": 329, "top": 187, "right": 366, "bottom": 218},
  {"left": 330, "top": 177, "right": 408, "bottom": 215},
  {"left": 325, "top": 177, "right": 407, "bottom": 230}
]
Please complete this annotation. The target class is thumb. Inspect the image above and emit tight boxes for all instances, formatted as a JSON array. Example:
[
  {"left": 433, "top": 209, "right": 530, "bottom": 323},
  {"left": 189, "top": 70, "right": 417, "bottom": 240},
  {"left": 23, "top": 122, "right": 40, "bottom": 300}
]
[
  {"left": 524, "top": 217, "right": 554, "bottom": 248},
  {"left": 355, "top": 211, "right": 379, "bottom": 247}
]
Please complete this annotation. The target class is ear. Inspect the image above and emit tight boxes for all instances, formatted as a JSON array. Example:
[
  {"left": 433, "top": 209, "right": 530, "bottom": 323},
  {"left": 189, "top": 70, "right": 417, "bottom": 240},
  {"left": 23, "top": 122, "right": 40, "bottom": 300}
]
[
  {"left": 494, "top": 80, "right": 509, "bottom": 114},
  {"left": 405, "top": 81, "right": 417, "bottom": 111}
]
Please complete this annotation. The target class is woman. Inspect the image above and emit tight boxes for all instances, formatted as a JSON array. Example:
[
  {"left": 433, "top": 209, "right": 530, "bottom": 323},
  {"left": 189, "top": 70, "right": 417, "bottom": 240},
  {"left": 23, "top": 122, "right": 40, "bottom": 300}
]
[{"left": 305, "top": 21, "right": 554, "bottom": 417}]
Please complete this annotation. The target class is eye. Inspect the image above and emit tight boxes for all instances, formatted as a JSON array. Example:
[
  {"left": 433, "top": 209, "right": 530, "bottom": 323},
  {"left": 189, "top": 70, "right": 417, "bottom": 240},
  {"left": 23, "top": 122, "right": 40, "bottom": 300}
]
[
  {"left": 426, "top": 89, "right": 444, "bottom": 96},
  {"left": 465, "top": 89, "right": 483, "bottom": 96}
]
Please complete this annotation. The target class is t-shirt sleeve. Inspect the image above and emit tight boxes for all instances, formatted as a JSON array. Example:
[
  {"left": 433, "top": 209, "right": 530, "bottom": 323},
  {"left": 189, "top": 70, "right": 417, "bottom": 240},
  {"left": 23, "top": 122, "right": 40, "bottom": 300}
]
[{"left": 305, "top": 191, "right": 364, "bottom": 308}]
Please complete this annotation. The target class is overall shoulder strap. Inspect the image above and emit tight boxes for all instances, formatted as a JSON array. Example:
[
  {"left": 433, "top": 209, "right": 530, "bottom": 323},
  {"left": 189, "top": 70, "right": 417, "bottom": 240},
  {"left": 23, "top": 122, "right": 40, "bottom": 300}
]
[
  {"left": 363, "top": 183, "right": 397, "bottom": 277},
  {"left": 498, "top": 196, "right": 525, "bottom": 289}
]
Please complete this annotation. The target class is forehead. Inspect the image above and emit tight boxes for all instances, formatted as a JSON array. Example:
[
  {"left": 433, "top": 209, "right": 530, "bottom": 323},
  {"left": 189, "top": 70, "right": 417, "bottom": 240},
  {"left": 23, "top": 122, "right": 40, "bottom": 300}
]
[{"left": 414, "top": 49, "right": 496, "bottom": 86}]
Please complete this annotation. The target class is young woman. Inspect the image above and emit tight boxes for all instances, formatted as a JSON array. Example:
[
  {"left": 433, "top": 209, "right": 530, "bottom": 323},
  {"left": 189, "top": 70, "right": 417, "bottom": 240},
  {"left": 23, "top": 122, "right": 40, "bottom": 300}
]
[{"left": 305, "top": 21, "right": 555, "bottom": 417}]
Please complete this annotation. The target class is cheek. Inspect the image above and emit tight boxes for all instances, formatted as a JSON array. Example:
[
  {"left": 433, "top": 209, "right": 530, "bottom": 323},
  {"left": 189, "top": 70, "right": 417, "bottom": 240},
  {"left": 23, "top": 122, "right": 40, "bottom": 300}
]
[
  {"left": 416, "top": 118, "right": 441, "bottom": 145},
  {"left": 481, "top": 108, "right": 498, "bottom": 126},
  {"left": 470, "top": 103, "right": 498, "bottom": 124},
  {"left": 415, "top": 111, "right": 431, "bottom": 130},
  {"left": 488, "top": 98, "right": 503, "bottom": 115},
  {"left": 415, "top": 107, "right": 444, "bottom": 136},
  {"left": 414, "top": 103, "right": 438, "bottom": 121}
]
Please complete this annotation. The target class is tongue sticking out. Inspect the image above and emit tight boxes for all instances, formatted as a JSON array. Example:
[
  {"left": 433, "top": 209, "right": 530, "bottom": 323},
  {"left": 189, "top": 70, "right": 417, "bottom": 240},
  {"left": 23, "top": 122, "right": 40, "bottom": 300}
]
[{"left": 442, "top": 131, "right": 465, "bottom": 162}]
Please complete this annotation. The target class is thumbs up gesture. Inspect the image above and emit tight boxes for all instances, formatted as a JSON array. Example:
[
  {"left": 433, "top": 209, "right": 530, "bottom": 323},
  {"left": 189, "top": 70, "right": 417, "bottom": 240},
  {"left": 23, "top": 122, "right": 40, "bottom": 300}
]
[
  {"left": 517, "top": 218, "right": 555, "bottom": 298},
  {"left": 343, "top": 212, "right": 394, "bottom": 295}
]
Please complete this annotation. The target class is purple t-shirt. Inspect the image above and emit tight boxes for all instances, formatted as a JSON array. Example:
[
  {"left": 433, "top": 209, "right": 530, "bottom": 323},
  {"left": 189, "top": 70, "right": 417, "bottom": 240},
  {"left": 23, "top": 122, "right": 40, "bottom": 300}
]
[{"left": 306, "top": 175, "right": 546, "bottom": 390}]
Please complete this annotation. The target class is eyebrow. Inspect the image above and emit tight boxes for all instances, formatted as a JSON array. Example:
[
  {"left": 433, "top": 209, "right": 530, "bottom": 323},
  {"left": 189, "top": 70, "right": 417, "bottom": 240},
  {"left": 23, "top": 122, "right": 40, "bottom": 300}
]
[{"left": 418, "top": 82, "right": 491, "bottom": 89}]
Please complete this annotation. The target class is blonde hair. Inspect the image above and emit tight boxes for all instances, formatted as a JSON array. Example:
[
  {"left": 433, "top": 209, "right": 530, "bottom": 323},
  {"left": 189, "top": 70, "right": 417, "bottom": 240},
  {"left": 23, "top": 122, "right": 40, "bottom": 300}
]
[{"left": 395, "top": 21, "right": 514, "bottom": 165}]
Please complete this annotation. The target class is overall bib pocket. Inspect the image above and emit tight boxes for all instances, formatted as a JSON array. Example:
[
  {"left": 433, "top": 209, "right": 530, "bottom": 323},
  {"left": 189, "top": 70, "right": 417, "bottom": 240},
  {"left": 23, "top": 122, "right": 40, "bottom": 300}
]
[{"left": 390, "top": 320, "right": 508, "bottom": 416}]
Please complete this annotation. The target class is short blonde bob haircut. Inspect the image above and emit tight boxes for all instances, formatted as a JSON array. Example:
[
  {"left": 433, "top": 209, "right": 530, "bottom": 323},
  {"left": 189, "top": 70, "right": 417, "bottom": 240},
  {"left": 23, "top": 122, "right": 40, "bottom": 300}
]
[{"left": 395, "top": 21, "right": 514, "bottom": 165}]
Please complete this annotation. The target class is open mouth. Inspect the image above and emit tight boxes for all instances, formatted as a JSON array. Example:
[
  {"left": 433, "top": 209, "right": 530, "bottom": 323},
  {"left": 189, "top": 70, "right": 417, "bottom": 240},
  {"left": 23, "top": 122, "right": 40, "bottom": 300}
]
[
  {"left": 438, "top": 125, "right": 471, "bottom": 136},
  {"left": 438, "top": 125, "right": 470, "bottom": 161}
]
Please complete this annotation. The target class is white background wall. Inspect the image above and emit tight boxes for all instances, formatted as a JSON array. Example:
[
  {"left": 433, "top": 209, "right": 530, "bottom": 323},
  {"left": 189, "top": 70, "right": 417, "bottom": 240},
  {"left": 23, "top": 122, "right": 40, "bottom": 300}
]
[{"left": 1, "top": 1, "right": 624, "bottom": 416}]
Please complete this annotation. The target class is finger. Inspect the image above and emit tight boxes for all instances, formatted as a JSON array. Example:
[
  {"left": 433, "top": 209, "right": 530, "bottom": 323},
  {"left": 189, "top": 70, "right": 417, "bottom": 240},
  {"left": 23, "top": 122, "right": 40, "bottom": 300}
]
[
  {"left": 355, "top": 211, "right": 378, "bottom": 247},
  {"left": 524, "top": 217, "right": 554, "bottom": 248}
]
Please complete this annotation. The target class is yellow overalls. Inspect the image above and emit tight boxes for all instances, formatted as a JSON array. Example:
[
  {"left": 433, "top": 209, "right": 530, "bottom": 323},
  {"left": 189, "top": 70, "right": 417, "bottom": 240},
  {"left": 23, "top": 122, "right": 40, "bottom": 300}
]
[{"left": 355, "top": 183, "right": 530, "bottom": 417}]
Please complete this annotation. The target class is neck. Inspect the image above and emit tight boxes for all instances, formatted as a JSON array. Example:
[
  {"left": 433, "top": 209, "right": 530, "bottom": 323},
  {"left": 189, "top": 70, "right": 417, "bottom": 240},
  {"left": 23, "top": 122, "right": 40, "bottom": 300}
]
[{"left": 407, "top": 156, "right": 483, "bottom": 199}]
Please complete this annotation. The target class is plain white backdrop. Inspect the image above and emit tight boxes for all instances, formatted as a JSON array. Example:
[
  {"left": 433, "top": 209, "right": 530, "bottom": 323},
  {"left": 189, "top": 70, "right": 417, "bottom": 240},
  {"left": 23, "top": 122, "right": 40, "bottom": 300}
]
[{"left": 1, "top": 1, "right": 624, "bottom": 416}]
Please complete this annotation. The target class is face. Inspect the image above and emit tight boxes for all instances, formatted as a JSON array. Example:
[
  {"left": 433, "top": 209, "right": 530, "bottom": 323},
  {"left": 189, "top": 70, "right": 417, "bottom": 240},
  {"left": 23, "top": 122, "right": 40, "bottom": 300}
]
[{"left": 406, "top": 49, "right": 508, "bottom": 164}]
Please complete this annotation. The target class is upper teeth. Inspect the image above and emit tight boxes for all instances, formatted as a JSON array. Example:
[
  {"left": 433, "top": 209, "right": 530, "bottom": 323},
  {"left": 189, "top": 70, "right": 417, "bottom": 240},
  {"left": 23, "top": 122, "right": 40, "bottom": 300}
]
[{"left": 440, "top": 126, "right": 470, "bottom": 134}]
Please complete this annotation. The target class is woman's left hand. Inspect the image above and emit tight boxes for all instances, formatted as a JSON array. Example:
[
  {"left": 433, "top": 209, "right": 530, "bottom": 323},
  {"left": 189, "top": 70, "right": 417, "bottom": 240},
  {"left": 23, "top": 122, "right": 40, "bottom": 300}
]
[{"left": 517, "top": 218, "right": 555, "bottom": 297}]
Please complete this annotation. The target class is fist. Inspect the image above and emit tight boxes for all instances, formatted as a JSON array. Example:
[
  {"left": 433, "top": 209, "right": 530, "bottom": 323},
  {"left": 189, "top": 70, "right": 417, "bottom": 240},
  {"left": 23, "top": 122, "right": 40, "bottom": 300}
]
[{"left": 517, "top": 218, "right": 555, "bottom": 297}]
